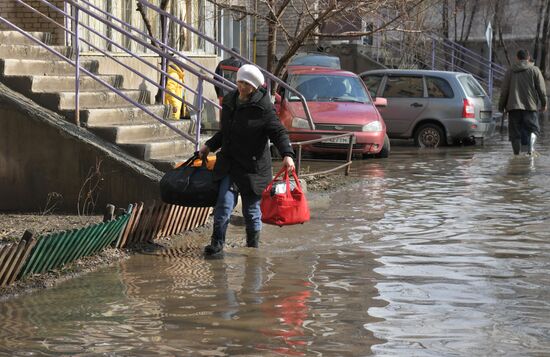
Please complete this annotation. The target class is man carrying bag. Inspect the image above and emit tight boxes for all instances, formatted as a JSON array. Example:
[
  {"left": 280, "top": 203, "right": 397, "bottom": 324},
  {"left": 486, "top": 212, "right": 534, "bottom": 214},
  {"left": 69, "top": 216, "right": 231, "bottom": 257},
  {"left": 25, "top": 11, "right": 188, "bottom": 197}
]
[{"left": 199, "top": 64, "right": 295, "bottom": 256}]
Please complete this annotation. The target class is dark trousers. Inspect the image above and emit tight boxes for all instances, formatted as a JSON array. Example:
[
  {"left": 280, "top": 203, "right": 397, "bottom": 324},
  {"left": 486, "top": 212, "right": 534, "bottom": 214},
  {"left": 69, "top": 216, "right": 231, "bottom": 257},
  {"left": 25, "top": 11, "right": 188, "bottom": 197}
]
[{"left": 508, "top": 110, "right": 540, "bottom": 154}]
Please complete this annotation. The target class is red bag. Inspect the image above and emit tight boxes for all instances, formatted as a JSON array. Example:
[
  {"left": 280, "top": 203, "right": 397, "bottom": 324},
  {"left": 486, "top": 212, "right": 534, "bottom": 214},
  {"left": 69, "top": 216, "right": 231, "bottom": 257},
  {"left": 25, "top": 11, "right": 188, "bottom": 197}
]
[{"left": 261, "top": 168, "right": 310, "bottom": 226}]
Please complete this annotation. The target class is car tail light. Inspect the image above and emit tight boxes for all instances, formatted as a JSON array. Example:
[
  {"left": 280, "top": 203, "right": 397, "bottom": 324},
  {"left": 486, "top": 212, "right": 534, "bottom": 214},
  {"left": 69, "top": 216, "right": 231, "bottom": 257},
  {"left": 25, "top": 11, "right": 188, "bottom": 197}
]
[{"left": 462, "top": 99, "right": 475, "bottom": 119}]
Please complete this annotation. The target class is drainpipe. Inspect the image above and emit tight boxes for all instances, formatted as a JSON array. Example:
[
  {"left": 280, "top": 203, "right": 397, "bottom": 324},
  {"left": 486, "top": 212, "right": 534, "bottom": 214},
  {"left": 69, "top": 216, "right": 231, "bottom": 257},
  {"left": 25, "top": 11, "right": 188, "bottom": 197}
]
[{"left": 253, "top": 0, "right": 257, "bottom": 62}]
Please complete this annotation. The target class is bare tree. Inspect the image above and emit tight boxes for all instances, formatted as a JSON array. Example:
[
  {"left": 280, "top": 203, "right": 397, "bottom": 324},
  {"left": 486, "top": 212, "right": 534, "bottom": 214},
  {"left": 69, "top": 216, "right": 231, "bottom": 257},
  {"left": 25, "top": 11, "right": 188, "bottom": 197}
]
[{"left": 209, "top": 0, "right": 429, "bottom": 78}]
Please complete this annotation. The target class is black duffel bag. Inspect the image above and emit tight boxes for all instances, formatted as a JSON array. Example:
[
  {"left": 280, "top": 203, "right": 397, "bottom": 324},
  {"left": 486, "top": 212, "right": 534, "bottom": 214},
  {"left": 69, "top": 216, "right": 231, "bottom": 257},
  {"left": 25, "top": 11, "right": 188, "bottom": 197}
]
[{"left": 160, "top": 153, "right": 219, "bottom": 207}]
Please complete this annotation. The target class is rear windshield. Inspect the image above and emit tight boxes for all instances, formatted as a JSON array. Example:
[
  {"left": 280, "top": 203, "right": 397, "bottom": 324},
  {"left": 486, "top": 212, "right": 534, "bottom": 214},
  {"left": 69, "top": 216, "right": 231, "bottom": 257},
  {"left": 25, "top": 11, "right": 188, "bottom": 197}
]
[
  {"left": 458, "top": 75, "right": 486, "bottom": 97},
  {"left": 289, "top": 55, "right": 341, "bottom": 69},
  {"left": 288, "top": 74, "right": 371, "bottom": 103}
]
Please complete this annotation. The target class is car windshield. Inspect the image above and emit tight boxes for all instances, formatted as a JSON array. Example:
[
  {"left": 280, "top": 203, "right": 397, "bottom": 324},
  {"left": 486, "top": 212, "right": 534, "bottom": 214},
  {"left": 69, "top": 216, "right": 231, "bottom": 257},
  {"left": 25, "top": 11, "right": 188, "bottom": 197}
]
[
  {"left": 288, "top": 74, "right": 371, "bottom": 103},
  {"left": 458, "top": 75, "right": 486, "bottom": 97}
]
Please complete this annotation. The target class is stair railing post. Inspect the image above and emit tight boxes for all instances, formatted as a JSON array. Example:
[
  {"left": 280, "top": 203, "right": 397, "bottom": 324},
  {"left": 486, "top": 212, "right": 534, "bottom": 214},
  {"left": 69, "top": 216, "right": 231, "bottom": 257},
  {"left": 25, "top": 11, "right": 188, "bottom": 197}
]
[
  {"left": 195, "top": 78, "right": 204, "bottom": 152},
  {"left": 74, "top": 4, "right": 80, "bottom": 126},
  {"left": 64, "top": 1, "right": 69, "bottom": 46},
  {"left": 161, "top": 14, "right": 168, "bottom": 104}
]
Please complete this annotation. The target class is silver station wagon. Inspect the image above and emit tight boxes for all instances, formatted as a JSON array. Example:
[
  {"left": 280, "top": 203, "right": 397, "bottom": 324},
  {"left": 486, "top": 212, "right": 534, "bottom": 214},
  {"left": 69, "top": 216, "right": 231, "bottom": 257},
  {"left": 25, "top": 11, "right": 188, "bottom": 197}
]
[{"left": 359, "top": 69, "right": 495, "bottom": 147}]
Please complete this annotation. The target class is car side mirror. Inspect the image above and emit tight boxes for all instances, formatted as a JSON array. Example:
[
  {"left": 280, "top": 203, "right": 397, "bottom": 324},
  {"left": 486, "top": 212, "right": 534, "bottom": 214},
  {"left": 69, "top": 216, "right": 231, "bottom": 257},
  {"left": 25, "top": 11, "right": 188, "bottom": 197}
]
[{"left": 374, "top": 97, "right": 388, "bottom": 107}]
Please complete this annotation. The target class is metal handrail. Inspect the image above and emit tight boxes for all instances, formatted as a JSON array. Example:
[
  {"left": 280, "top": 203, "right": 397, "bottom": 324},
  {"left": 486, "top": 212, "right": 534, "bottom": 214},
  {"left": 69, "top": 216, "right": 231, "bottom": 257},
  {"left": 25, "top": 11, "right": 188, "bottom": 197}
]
[
  {"left": 289, "top": 132, "right": 355, "bottom": 177},
  {"left": 60, "top": 0, "right": 223, "bottom": 110},
  {"left": 16, "top": 0, "right": 201, "bottom": 113},
  {"left": 136, "top": 0, "right": 316, "bottom": 130},
  {"left": 0, "top": 16, "right": 196, "bottom": 142},
  {"left": 377, "top": 26, "right": 506, "bottom": 93},
  {"left": 75, "top": 0, "right": 235, "bottom": 94}
]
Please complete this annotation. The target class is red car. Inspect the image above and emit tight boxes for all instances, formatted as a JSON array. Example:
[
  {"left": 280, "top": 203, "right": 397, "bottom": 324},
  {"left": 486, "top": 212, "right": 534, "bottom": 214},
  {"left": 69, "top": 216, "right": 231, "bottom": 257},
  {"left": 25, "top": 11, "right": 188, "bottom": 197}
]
[{"left": 276, "top": 66, "right": 390, "bottom": 157}]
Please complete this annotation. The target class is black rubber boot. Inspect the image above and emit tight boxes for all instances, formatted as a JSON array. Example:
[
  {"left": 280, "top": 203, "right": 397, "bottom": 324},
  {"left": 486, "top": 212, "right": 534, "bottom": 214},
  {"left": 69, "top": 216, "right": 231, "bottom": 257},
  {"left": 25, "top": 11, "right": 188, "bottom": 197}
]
[
  {"left": 204, "top": 232, "right": 224, "bottom": 256},
  {"left": 246, "top": 230, "right": 260, "bottom": 248},
  {"left": 511, "top": 139, "right": 521, "bottom": 155}
]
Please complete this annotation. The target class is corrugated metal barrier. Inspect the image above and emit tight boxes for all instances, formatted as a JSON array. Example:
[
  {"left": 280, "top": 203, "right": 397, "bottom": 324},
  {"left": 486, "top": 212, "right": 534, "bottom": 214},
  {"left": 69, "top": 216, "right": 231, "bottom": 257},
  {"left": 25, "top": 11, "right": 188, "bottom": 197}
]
[
  {"left": 116, "top": 202, "right": 212, "bottom": 248},
  {"left": 17, "top": 210, "right": 132, "bottom": 279},
  {"left": 0, "top": 202, "right": 212, "bottom": 287}
]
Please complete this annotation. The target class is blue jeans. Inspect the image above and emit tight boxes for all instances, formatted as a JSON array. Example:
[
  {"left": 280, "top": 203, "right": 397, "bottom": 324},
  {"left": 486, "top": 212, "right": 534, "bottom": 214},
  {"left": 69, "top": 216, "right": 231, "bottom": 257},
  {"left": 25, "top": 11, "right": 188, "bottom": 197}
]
[{"left": 211, "top": 176, "right": 262, "bottom": 245}]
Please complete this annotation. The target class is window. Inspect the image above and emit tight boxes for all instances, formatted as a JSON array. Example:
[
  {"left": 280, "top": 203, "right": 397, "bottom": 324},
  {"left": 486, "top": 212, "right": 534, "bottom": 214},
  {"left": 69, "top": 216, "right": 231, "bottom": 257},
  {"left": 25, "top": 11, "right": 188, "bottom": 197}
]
[
  {"left": 383, "top": 76, "right": 424, "bottom": 98},
  {"left": 427, "top": 77, "right": 454, "bottom": 98},
  {"left": 458, "top": 75, "right": 486, "bottom": 97},
  {"left": 362, "top": 75, "right": 383, "bottom": 97}
]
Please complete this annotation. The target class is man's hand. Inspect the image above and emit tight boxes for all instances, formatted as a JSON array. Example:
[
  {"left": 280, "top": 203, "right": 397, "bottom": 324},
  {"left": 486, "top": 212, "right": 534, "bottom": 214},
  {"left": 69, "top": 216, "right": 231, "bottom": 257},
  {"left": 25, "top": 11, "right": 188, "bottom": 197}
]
[
  {"left": 542, "top": 105, "right": 547, "bottom": 112},
  {"left": 282, "top": 156, "right": 295, "bottom": 172},
  {"left": 199, "top": 144, "right": 210, "bottom": 158}
]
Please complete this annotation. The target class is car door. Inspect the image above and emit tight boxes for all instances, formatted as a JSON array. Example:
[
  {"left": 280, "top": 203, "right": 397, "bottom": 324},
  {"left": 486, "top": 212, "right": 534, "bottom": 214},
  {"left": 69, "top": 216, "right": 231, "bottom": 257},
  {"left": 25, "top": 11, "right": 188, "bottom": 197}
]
[{"left": 378, "top": 75, "right": 428, "bottom": 137}]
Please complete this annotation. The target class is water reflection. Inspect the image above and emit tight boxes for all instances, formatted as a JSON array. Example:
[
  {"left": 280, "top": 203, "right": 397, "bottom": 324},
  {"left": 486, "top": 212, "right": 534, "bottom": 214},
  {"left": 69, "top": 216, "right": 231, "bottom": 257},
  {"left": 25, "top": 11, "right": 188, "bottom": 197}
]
[{"left": 3, "top": 132, "right": 550, "bottom": 355}]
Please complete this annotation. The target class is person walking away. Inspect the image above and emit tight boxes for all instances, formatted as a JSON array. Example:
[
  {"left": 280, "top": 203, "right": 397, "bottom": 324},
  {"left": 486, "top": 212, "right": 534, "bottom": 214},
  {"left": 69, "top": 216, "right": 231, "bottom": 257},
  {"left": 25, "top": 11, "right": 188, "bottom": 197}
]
[
  {"left": 199, "top": 64, "right": 295, "bottom": 256},
  {"left": 214, "top": 48, "right": 243, "bottom": 101},
  {"left": 165, "top": 57, "right": 188, "bottom": 119},
  {"left": 499, "top": 49, "right": 547, "bottom": 155}
]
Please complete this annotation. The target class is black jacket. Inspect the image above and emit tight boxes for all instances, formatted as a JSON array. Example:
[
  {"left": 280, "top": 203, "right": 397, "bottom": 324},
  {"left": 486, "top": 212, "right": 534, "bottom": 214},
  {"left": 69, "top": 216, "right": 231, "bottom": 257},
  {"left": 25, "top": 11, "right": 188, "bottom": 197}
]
[{"left": 205, "top": 88, "right": 294, "bottom": 195}]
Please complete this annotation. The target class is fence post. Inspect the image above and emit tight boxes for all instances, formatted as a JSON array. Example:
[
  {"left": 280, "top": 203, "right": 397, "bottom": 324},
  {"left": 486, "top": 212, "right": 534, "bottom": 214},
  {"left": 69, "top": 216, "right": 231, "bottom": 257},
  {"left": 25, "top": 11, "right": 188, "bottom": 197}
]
[
  {"left": 195, "top": 78, "right": 204, "bottom": 151},
  {"left": 74, "top": 5, "right": 80, "bottom": 126}
]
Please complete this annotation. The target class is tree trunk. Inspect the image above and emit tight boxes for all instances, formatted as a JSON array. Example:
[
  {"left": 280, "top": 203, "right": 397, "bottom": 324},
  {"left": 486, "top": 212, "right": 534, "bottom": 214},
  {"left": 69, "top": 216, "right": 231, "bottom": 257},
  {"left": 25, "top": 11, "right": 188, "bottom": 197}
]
[
  {"left": 533, "top": 0, "right": 546, "bottom": 63},
  {"left": 540, "top": 0, "right": 550, "bottom": 77},
  {"left": 442, "top": 0, "right": 449, "bottom": 39},
  {"left": 266, "top": 0, "right": 277, "bottom": 74}
]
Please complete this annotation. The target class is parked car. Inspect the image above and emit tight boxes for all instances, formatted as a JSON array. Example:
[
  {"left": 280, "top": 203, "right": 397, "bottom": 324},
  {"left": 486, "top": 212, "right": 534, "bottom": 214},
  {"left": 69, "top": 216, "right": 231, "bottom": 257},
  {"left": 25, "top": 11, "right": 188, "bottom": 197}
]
[
  {"left": 276, "top": 66, "right": 389, "bottom": 157},
  {"left": 288, "top": 53, "right": 341, "bottom": 69},
  {"left": 359, "top": 69, "right": 494, "bottom": 147}
]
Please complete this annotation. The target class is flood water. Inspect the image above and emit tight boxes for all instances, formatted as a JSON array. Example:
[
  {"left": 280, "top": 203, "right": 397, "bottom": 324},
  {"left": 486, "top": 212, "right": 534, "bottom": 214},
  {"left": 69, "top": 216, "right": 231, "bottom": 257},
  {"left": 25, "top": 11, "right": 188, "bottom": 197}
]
[{"left": 2, "top": 128, "right": 550, "bottom": 356}]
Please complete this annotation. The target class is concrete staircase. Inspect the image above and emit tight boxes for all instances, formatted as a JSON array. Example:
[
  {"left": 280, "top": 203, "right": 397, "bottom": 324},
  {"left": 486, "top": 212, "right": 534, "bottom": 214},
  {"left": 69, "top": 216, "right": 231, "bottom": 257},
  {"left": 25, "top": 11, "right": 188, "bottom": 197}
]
[{"left": 0, "top": 30, "right": 199, "bottom": 172}]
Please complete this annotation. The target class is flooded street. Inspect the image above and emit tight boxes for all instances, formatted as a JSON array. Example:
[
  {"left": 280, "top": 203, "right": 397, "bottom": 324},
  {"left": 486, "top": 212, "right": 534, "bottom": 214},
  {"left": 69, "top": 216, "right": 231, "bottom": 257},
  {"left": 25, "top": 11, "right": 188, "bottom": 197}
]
[{"left": 2, "top": 129, "right": 550, "bottom": 356}]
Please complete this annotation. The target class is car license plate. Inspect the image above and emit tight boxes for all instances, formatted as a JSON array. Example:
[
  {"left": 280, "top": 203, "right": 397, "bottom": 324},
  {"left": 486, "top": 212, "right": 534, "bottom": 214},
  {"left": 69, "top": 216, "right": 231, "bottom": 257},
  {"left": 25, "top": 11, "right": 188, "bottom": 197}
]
[{"left": 322, "top": 135, "right": 355, "bottom": 144}]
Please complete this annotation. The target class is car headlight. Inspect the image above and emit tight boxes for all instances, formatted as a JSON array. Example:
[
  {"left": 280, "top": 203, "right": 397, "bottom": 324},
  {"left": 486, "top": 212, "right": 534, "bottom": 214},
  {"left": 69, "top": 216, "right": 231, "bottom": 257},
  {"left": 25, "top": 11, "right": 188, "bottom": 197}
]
[
  {"left": 362, "top": 121, "right": 383, "bottom": 132},
  {"left": 292, "top": 117, "right": 311, "bottom": 129}
]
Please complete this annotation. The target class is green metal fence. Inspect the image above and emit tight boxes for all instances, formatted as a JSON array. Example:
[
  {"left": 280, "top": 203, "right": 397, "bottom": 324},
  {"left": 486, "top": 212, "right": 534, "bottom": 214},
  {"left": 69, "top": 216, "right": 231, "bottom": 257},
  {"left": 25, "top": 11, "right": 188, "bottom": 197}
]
[{"left": 17, "top": 209, "right": 132, "bottom": 279}]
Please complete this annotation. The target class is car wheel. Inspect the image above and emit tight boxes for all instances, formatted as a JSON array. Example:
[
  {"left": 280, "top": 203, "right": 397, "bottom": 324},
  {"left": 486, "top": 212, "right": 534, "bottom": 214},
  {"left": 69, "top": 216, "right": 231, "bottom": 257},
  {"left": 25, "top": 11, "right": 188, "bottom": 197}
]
[
  {"left": 414, "top": 124, "right": 445, "bottom": 148},
  {"left": 375, "top": 134, "right": 390, "bottom": 158}
]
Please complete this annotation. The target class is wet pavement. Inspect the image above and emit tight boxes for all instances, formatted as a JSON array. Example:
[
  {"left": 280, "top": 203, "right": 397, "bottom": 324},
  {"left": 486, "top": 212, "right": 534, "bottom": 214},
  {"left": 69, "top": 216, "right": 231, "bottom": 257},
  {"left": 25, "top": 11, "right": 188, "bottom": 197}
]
[{"left": 2, "top": 128, "right": 550, "bottom": 356}]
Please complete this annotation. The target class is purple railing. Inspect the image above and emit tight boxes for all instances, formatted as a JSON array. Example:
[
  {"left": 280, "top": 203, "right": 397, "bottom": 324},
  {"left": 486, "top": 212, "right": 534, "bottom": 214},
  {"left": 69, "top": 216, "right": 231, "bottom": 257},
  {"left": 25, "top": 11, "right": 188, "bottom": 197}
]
[
  {"left": 1, "top": 0, "right": 316, "bottom": 152},
  {"left": 371, "top": 25, "right": 506, "bottom": 98}
]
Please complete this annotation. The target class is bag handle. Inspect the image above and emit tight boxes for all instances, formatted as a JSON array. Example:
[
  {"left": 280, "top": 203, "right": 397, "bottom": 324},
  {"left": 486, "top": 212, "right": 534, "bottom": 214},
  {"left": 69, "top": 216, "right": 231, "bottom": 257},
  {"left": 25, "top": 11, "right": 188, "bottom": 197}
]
[
  {"left": 271, "top": 167, "right": 303, "bottom": 193},
  {"left": 179, "top": 152, "right": 199, "bottom": 168}
]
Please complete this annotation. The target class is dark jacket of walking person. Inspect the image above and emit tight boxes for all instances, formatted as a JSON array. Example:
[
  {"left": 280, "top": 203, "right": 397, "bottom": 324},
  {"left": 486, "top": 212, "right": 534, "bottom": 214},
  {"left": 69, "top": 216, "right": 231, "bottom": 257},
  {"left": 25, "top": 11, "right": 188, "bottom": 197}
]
[
  {"left": 214, "top": 48, "right": 243, "bottom": 98},
  {"left": 199, "top": 64, "right": 295, "bottom": 256},
  {"left": 498, "top": 49, "right": 547, "bottom": 155}
]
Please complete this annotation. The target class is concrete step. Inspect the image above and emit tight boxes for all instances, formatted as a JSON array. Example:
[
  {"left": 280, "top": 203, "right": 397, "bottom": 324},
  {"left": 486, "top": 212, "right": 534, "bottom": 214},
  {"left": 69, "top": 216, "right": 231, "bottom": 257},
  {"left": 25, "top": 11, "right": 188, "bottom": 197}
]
[
  {"left": 0, "top": 74, "right": 123, "bottom": 94},
  {"left": 28, "top": 89, "right": 148, "bottom": 112},
  {"left": 89, "top": 120, "right": 192, "bottom": 144},
  {"left": 0, "top": 58, "right": 99, "bottom": 76},
  {"left": 120, "top": 137, "right": 196, "bottom": 161},
  {"left": 0, "top": 31, "right": 52, "bottom": 46},
  {"left": 0, "top": 44, "right": 72, "bottom": 60},
  {"left": 83, "top": 105, "right": 170, "bottom": 127}
]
